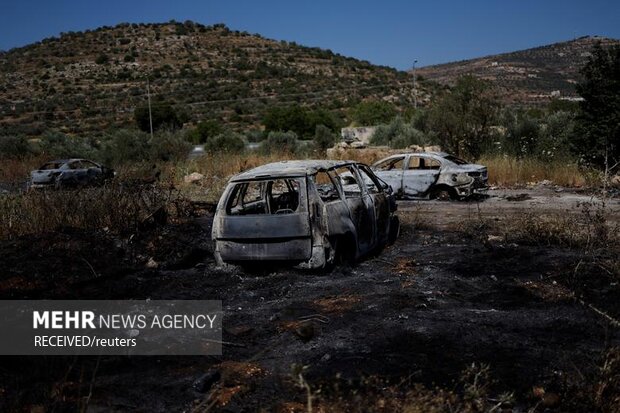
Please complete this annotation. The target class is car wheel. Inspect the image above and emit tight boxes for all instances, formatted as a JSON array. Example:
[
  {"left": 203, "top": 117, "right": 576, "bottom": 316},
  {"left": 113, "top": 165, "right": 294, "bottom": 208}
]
[
  {"left": 433, "top": 188, "right": 453, "bottom": 201},
  {"left": 388, "top": 215, "right": 400, "bottom": 245}
]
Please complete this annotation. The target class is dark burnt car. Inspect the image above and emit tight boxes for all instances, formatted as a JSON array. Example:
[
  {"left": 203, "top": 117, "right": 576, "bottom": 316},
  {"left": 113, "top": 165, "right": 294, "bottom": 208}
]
[
  {"left": 30, "top": 159, "right": 115, "bottom": 189},
  {"left": 212, "top": 160, "right": 400, "bottom": 269}
]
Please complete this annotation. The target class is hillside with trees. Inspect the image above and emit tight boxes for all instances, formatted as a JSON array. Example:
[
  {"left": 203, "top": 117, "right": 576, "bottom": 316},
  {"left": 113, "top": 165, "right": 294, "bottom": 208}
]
[
  {"left": 417, "top": 36, "right": 620, "bottom": 106},
  {"left": 0, "top": 21, "right": 428, "bottom": 137}
]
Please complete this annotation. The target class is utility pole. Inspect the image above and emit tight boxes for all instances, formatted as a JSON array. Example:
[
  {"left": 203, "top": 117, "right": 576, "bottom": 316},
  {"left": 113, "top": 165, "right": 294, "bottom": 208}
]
[
  {"left": 412, "top": 59, "right": 418, "bottom": 109},
  {"left": 147, "top": 78, "right": 154, "bottom": 139}
]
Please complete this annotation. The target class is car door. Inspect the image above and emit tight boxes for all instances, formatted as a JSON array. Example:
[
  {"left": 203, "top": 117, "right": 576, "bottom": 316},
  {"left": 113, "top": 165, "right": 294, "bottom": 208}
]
[
  {"left": 357, "top": 165, "right": 390, "bottom": 244},
  {"left": 334, "top": 165, "right": 375, "bottom": 253},
  {"left": 402, "top": 155, "right": 441, "bottom": 197},
  {"left": 372, "top": 156, "right": 405, "bottom": 196}
]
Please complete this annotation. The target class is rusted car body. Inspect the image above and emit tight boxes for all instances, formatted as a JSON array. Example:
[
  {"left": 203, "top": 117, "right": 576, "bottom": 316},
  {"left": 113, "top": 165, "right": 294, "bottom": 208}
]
[
  {"left": 212, "top": 160, "right": 399, "bottom": 269},
  {"left": 30, "top": 159, "right": 115, "bottom": 189},
  {"left": 372, "top": 152, "right": 488, "bottom": 200}
]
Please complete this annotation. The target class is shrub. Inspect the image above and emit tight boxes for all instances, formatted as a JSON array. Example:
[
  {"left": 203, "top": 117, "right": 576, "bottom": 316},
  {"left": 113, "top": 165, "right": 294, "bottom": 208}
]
[
  {"left": 95, "top": 54, "right": 109, "bottom": 64},
  {"left": 371, "top": 116, "right": 430, "bottom": 148},
  {"left": 188, "top": 120, "right": 224, "bottom": 144},
  {"left": 134, "top": 103, "right": 184, "bottom": 133},
  {"left": 260, "top": 131, "right": 299, "bottom": 154},
  {"left": 204, "top": 131, "right": 246, "bottom": 153},
  {"left": 314, "top": 124, "right": 337, "bottom": 151},
  {"left": 150, "top": 130, "right": 192, "bottom": 161},
  {"left": 349, "top": 101, "right": 397, "bottom": 126},
  {"left": 0, "top": 136, "right": 34, "bottom": 159},
  {"left": 100, "top": 129, "right": 150, "bottom": 165}
]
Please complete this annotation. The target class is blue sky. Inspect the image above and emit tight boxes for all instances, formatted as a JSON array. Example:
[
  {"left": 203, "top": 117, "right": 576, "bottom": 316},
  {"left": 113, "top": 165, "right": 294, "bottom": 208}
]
[{"left": 1, "top": 0, "right": 618, "bottom": 70}]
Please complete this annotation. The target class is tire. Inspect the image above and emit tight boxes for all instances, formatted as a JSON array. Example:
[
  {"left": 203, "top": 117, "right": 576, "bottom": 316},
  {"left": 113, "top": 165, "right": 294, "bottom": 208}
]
[
  {"left": 432, "top": 187, "right": 454, "bottom": 201},
  {"left": 388, "top": 215, "right": 400, "bottom": 245}
]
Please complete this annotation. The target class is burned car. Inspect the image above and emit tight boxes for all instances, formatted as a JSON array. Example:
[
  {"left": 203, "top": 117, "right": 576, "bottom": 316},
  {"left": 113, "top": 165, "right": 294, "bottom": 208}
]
[
  {"left": 372, "top": 152, "right": 488, "bottom": 200},
  {"left": 212, "top": 160, "right": 399, "bottom": 269},
  {"left": 30, "top": 159, "right": 115, "bottom": 189}
]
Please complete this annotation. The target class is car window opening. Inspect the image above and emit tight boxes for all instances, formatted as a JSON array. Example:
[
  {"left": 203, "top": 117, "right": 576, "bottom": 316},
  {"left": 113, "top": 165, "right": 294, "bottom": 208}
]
[
  {"left": 333, "top": 166, "right": 362, "bottom": 198},
  {"left": 314, "top": 171, "right": 340, "bottom": 202},
  {"left": 226, "top": 178, "right": 301, "bottom": 215}
]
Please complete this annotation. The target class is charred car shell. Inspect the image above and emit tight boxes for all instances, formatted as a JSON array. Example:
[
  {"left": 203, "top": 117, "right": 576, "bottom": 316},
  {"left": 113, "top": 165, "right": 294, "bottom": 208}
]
[
  {"left": 30, "top": 159, "right": 115, "bottom": 189},
  {"left": 372, "top": 152, "right": 488, "bottom": 200},
  {"left": 212, "top": 160, "right": 399, "bottom": 269}
]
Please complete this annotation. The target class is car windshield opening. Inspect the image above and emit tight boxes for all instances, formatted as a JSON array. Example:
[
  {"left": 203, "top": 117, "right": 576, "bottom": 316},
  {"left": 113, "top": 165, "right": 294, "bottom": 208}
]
[
  {"left": 226, "top": 178, "right": 301, "bottom": 215},
  {"left": 443, "top": 155, "right": 468, "bottom": 165}
]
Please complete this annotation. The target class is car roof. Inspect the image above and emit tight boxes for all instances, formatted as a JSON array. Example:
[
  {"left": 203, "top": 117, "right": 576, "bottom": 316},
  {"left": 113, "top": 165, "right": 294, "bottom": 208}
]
[
  {"left": 45, "top": 158, "right": 88, "bottom": 164},
  {"left": 386, "top": 151, "right": 449, "bottom": 158},
  {"left": 231, "top": 160, "right": 358, "bottom": 181}
]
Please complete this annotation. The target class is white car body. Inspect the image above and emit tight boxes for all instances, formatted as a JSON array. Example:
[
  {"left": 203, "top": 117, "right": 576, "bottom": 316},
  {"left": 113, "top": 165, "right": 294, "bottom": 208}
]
[{"left": 371, "top": 152, "right": 488, "bottom": 199}]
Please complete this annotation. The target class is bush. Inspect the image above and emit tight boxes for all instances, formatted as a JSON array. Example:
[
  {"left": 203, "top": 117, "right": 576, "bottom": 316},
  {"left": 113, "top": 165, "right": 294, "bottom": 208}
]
[
  {"left": 260, "top": 131, "right": 299, "bottom": 154},
  {"left": 39, "top": 132, "right": 98, "bottom": 159},
  {"left": 0, "top": 136, "right": 34, "bottom": 159},
  {"left": 204, "top": 131, "right": 246, "bottom": 153},
  {"left": 349, "top": 101, "right": 397, "bottom": 126},
  {"left": 371, "top": 116, "right": 430, "bottom": 148},
  {"left": 150, "top": 130, "right": 192, "bottom": 161},
  {"left": 100, "top": 129, "right": 150, "bottom": 165},
  {"left": 95, "top": 54, "right": 109, "bottom": 64},
  {"left": 188, "top": 120, "right": 224, "bottom": 144},
  {"left": 263, "top": 106, "right": 341, "bottom": 139},
  {"left": 134, "top": 103, "right": 184, "bottom": 133},
  {"left": 314, "top": 124, "right": 337, "bottom": 151}
]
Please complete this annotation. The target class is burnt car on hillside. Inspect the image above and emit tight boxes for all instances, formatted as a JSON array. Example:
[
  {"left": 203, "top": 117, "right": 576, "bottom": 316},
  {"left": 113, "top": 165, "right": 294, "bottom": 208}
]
[
  {"left": 371, "top": 152, "right": 488, "bottom": 200},
  {"left": 212, "top": 160, "right": 400, "bottom": 269},
  {"left": 30, "top": 159, "right": 115, "bottom": 189}
]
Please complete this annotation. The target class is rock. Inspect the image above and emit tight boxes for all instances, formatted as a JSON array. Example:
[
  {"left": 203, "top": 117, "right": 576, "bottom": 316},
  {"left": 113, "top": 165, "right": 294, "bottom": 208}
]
[
  {"left": 183, "top": 172, "right": 205, "bottom": 184},
  {"left": 539, "top": 179, "right": 552, "bottom": 186},
  {"left": 350, "top": 141, "right": 367, "bottom": 149},
  {"left": 294, "top": 323, "right": 315, "bottom": 342},
  {"left": 193, "top": 369, "right": 221, "bottom": 393},
  {"left": 145, "top": 257, "right": 158, "bottom": 269}
]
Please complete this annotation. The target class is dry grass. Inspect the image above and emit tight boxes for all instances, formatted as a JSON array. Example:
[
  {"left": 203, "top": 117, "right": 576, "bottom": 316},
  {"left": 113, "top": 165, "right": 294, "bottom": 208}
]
[
  {"left": 479, "top": 155, "right": 592, "bottom": 187},
  {"left": 0, "top": 183, "right": 176, "bottom": 239},
  {"left": 174, "top": 151, "right": 298, "bottom": 202},
  {"left": 0, "top": 155, "right": 47, "bottom": 183}
]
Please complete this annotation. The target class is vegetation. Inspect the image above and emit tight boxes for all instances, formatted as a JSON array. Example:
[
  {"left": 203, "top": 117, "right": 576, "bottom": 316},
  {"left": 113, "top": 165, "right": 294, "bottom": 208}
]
[
  {"left": 134, "top": 102, "right": 185, "bottom": 133},
  {"left": 426, "top": 76, "right": 497, "bottom": 158},
  {"left": 348, "top": 100, "right": 398, "bottom": 126},
  {"left": 573, "top": 43, "right": 620, "bottom": 172},
  {"left": 0, "top": 22, "right": 418, "bottom": 136},
  {"left": 260, "top": 131, "right": 299, "bottom": 154},
  {"left": 313, "top": 124, "right": 337, "bottom": 151},
  {"left": 262, "top": 105, "right": 342, "bottom": 139}
]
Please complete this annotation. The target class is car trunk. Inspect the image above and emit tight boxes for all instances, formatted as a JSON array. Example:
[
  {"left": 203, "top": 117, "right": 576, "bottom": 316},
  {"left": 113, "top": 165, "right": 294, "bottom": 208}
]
[
  {"left": 215, "top": 213, "right": 312, "bottom": 261},
  {"left": 214, "top": 177, "right": 312, "bottom": 262}
]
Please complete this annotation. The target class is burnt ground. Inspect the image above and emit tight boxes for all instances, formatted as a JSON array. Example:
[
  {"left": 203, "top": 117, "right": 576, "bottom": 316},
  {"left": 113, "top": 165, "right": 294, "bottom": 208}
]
[{"left": 0, "top": 187, "right": 619, "bottom": 412}]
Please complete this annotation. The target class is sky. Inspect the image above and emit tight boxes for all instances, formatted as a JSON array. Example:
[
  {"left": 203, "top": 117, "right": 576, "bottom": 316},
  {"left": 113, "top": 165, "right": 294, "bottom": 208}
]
[{"left": 1, "top": 0, "right": 618, "bottom": 70}]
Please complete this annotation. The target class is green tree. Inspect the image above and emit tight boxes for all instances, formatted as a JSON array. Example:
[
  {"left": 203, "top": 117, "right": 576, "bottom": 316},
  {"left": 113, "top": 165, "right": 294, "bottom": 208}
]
[
  {"left": 263, "top": 106, "right": 341, "bottom": 139},
  {"left": 260, "top": 131, "right": 299, "bottom": 154},
  {"left": 313, "top": 124, "right": 337, "bottom": 151},
  {"left": 427, "top": 76, "right": 497, "bottom": 158},
  {"left": 204, "top": 131, "right": 246, "bottom": 153},
  {"left": 572, "top": 43, "right": 620, "bottom": 171},
  {"left": 349, "top": 101, "right": 397, "bottom": 126},
  {"left": 134, "top": 103, "right": 184, "bottom": 133},
  {"left": 188, "top": 120, "right": 224, "bottom": 144},
  {"left": 371, "top": 116, "right": 430, "bottom": 149}
]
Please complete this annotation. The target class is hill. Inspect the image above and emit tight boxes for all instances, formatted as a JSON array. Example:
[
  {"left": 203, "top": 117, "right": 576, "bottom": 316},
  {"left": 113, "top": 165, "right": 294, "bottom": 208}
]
[
  {"left": 0, "top": 21, "right": 427, "bottom": 136},
  {"left": 416, "top": 36, "right": 620, "bottom": 106}
]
